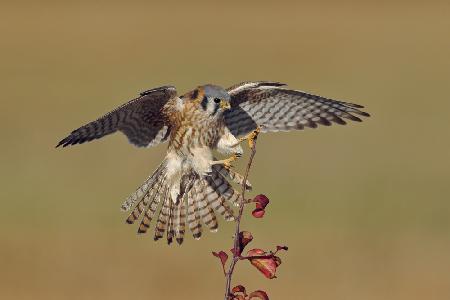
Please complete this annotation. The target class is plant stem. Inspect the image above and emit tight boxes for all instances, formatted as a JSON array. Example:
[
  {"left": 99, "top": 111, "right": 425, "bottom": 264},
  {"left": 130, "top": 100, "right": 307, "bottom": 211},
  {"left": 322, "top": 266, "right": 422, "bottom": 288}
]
[{"left": 224, "top": 138, "right": 258, "bottom": 300}]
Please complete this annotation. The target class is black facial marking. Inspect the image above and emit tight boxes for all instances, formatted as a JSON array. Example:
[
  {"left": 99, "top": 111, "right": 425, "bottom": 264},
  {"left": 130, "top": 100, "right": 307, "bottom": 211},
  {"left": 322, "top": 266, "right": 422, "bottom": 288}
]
[
  {"left": 191, "top": 89, "right": 199, "bottom": 99},
  {"left": 213, "top": 103, "right": 220, "bottom": 115},
  {"left": 201, "top": 96, "right": 208, "bottom": 110}
]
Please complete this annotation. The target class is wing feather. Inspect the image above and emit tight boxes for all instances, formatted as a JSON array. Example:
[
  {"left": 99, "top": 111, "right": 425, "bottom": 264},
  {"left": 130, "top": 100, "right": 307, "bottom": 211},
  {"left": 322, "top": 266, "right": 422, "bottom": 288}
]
[
  {"left": 225, "top": 81, "right": 370, "bottom": 137},
  {"left": 56, "top": 86, "right": 177, "bottom": 148}
]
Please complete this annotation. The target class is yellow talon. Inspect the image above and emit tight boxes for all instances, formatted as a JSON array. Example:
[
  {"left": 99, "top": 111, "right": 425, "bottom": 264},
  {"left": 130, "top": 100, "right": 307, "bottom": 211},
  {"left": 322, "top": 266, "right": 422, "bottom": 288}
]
[
  {"left": 211, "top": 153, "right": 240, "bottom": 170},
  {"left": 247, "top": 127, "right": 260, "bottom": 148},
  {"left": 223, "top": 153, "right": 239, "bottom": 169},
  {"left": 233, "top": 126, "right": 261, "bottom": 149},
  {"left": 223, "top": 161, "right": 233, "bottom": 170}
]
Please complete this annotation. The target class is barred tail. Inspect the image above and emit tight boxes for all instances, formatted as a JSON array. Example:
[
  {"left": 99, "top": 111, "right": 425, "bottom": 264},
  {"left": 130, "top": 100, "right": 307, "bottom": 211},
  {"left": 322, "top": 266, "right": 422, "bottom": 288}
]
[
  {"left": 123, "top": 160, "right": 249, "bottom": 245},
  {"left": 213, "top": 164, "right": 252, "bottom": 192},
  {"left": 121, "top": 161, "right": 168, "bottom": 212}
]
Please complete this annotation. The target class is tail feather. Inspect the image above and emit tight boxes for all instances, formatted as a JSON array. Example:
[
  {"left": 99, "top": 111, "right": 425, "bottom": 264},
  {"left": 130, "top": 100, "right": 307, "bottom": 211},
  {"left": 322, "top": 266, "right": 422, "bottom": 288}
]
[
  {"left": 210, "top": 168, "right": 243, "bottom": 208},
  {"left": 187, "top": 186, "right": 202, "bottom": 239},
  {"left": 174, "top": 197, "right": 186, "bottom": 244},
  {"left": 121, "top": 162, "right": 167, "bottom": 211},
  {"left": 125, "top": 193, "right": 148, "bottom": 225},
  {"left": 126, "top": 172, "right": 165, "bottom": 225},
  {"left": 154, "top": 187, "right": 170, "bottom": 241},
  {"left": 166, "top": 199, "right": 175, "bottom": 244},
  {"left": 195, "top": 181, "right": 219, "bottom": 232},
  {"left": 124, "top": 158, "right": 248, "bottom": 244},
  {"left": 136, "top": 176, "right": 166, "bottom": 233},
  {"left": 204, "top": 175, "right": 235, "bottom": 221},
  {"left": 213, "top": 164, "right": 252, "bottom": 191}
]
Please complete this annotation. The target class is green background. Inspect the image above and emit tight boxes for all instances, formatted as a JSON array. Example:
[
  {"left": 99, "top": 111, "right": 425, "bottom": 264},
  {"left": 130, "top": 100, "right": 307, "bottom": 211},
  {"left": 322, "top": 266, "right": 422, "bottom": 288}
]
[{"left": 1, "top": 1, "right": 449, "bottom": 299}]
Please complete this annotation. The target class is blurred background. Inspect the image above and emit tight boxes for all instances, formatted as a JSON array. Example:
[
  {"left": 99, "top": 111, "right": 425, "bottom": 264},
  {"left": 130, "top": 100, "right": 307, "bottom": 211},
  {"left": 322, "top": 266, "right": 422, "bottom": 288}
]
[{"left": 1, "top": 1, "right": 449, "bottom": 299}]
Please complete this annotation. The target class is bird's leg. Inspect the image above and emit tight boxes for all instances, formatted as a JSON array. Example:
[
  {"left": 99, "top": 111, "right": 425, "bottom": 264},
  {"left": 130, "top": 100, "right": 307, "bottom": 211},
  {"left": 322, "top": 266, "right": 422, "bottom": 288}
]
[
  {"left": 232, "top": 126, "right": 261, "bottom": 148},
  {"left": 211, "top": 153, "right": 242, "bottom": 170}
]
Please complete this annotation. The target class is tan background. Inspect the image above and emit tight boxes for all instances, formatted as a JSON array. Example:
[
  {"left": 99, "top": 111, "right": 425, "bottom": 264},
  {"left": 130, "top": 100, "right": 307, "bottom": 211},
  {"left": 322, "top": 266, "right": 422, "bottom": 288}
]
[{"left": 1, "top": 1, "right": 449, "bottom": 299}]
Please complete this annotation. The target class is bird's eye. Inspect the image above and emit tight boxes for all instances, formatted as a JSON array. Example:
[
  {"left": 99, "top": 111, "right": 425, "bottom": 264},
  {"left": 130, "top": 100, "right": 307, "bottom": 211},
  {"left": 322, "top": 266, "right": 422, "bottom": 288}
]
[{"left": 214, "top": 98, "right": 221, "bottom": 103}]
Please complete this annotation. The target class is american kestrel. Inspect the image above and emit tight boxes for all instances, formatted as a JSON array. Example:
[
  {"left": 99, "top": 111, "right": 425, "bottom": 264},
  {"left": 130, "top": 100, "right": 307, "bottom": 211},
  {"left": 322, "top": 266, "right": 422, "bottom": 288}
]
[{"left": 57, "top": 81, "right": 369, "bottom": 244}]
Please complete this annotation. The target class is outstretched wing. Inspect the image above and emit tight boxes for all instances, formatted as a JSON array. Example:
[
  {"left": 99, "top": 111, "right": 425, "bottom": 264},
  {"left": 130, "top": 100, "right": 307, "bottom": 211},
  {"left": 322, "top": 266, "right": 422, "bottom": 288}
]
[
  {"left": 224, "top": 81, "right": 370, "bottom": 137},
  {"left": 56, "top": 86, "right": 177, "bottom": 148}
]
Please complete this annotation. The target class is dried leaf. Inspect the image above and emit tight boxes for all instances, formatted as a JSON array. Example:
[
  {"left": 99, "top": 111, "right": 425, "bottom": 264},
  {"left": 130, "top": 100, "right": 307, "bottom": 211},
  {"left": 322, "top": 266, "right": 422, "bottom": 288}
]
[
  {"left": 238, "top": 231, "right": 253, "bottom": 254},
  {"left": 232, "top": 284, "right": 247, "bottom": 298},
  {"left": 232, "top": 231, "right": 253, "bottom": 256},
  {"left": 249, "top": 290, "right": 269, "bottom": 300},
  {"left": 232, "top": 285, "right": 246, "bottom": 294},
  {"left": 212, "top": 251, "right": 228, "bottom": 275},
  {"left": 276, "top": 245, "right": 288, "bottom": 252},
  {"left": 246, "top": 249, "right": 281, "bottom": 279}
]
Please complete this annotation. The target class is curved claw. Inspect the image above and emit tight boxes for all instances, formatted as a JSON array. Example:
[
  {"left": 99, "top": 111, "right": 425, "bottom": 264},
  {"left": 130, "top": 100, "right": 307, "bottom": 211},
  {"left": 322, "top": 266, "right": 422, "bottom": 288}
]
[
  {"left": 232, "top": 126, "right": 261, "bottom": 149},
  {"left": 211, "top": 153, "right": 240, "bottom": 170},
  {"left": 223, "top": 161, "right": 234, "bottom": 170},
  {"left": 247, "top": 127, "right": 261, "bottom": 148}
]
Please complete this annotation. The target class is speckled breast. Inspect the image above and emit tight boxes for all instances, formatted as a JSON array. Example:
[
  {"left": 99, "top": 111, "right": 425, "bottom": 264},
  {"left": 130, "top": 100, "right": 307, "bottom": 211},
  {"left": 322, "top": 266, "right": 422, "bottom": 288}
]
[{"left": 169, "top": 110, "right": 225, "bottom": 155}]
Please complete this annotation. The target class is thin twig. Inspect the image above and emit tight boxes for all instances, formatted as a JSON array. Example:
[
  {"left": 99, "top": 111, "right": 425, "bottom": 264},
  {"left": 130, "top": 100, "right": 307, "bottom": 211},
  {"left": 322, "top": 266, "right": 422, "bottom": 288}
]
[{"left": 224, "top": 137, "right": 258, "bottom": 300}]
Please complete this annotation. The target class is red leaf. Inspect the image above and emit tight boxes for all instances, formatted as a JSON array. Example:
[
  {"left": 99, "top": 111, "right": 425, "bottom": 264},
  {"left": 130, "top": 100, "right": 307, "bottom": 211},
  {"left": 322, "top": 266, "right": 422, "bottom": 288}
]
[
  {"left": 251, "top": 208, "right": 265, "bottom": 218},
  {"left": 253, "top": 194, "right": 270, "bottom": 209},
  {"left": 249, "top": 290, "right": 269, "bottom": 300},
  {"left": 251, "top": 195, "right": 269, "bottom": 218},
  {"left": 212, "top": 251, "right": 228, "bottom": 275},
  {"left": 246, "top": 249, "right": 281, "bottom": 279}
]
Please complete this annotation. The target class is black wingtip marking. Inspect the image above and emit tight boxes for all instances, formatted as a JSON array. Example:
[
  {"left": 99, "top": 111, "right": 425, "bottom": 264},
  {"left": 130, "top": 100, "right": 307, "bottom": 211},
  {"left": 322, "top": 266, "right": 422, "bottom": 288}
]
[
  {"left": 56, "top": 137, "right": 70, "bottom": 148},
  {"left": 56, "top": 141, "right": 67, "bottom": 148}
]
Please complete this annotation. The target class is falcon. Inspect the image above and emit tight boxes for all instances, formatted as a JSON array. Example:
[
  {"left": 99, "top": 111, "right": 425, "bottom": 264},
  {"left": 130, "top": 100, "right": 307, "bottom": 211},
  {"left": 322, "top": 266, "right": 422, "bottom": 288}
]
[{"left": 56, "top": 81, "right": 369, "bottom": 244}]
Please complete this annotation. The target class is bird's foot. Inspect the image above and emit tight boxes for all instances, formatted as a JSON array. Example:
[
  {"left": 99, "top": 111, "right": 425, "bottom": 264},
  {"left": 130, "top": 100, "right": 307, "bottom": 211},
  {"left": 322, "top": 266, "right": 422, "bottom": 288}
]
[
  {"left": 211, "top": 153, "right": 241, "bottom": 170},
  {"left": 247, "top": 127, "right": 261, "bottom": 148},
  {"left": 233, "top": 126, "right": 261, "bottom": 148}
]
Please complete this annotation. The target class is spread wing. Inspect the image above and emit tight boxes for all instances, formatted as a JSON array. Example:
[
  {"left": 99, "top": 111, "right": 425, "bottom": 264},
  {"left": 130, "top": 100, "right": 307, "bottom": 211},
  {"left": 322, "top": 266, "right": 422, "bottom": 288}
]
[
  {"left": 56, "top": 86, "right": 177, "bottom": 148},
  {"left": 224, "top": 81, "right": 370, "bottom": 137}
]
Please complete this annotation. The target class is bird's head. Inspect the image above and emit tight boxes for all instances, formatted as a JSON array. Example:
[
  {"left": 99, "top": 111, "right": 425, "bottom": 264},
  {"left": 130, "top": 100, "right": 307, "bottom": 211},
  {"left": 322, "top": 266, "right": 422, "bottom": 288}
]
[{"left": 191, "top": 84, "right": 231, "bottom": 117}]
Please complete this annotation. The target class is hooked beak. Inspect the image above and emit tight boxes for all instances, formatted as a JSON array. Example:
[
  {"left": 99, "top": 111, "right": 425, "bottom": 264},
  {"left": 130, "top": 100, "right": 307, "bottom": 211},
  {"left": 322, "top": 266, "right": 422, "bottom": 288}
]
[{"left": 220, "top": 99, "right": 231, "bottom": 110}]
